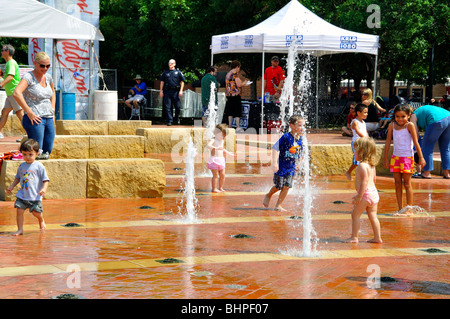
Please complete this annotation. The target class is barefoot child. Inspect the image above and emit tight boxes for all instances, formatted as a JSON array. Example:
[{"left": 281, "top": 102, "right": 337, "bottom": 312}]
[
  {"left": 346, "top": 137, "right": 382, "bottom": 243},
  {"left": 7, "top": 139, "right": 49, "bottom": 236},
  {"left": 383, "top": 103, "right": 426, "bottom": 215},
  {"left": 263, "top": 115, "right": 304, "bottom": 212},
  {"left": 345, "top": 104, "right": 369, "bottom": 181},
  {"left": 206, "top": 124, "right": 235, "bottom": 192}
]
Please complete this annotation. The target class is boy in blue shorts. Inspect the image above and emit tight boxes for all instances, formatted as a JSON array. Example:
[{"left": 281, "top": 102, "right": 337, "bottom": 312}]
[
  {"left": 7, "top": 139, "right": 49, "bottom": 236},
  {"left": 263, "top": 115, "right": 304, "bottom": 212}
]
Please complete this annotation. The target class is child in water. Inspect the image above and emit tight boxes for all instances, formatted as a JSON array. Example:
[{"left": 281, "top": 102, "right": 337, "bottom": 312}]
[
  {"left": 7, "top": 139, "right": 49, "bottom": 236},
  {"left": 383, "top": 103, "right": 426, "bottom": 215},
  {"left": 345, "top": 137, "right": 382, "bottom": 243},
  {"left": 206, "top": 124, "right": 235, "bottom": 192},
  {"left": 263, "top": 115, "right": 304, "bottom": 212},
  {"left": 345, "top": 103, "right": 369, "bottom": 181}
]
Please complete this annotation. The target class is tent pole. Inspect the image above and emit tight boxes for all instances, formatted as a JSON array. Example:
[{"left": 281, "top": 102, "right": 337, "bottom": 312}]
[
  {"left": 373, "top": 54, "right": 378, "bottom": 96},
  {"left": 315, "top": 56, "right": 319, "bottom": 129},
  {"left": 211, "top": 53, "right": 214, "bottom": 66},
  {"left": 52, "top": 39, "right": 62, "bottom": 120},
  {"left": 88, "top": 40, "right": 94, "bottom": 120},
  {"left": 261, "top": 51, "right": 265, "bottom": 133}
]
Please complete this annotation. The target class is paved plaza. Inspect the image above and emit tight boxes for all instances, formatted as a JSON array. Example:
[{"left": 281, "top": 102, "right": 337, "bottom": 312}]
[{"left": 0, "top": 130, "right": 448, "bottom": 301}]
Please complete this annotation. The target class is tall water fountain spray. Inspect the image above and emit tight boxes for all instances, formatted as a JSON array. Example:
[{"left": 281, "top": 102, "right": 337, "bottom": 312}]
[
  {"left": 199, "top": 81, "right": 218, "bottom": 177},
  {"left": 178, "top": 136, "right": 200, "bottom": 223},
  {"left": 205, "top": 81, "right": 218, "bottom": 141},
  {"left": 279, "top": 34, "right": 318, "bottom": 257}
]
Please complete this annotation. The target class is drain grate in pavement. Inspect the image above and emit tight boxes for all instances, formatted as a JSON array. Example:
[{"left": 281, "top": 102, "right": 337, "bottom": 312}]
[
  {"left": 288, "top": 215, "right": 303, "bottom": 219},
  {"left": 155, "top": 258, "right": 185, "bottom": 264},
  {"left": 52, "top": 293, "right": 86, "bottom": 299},
  {"left": 380, "top": 276, "right": 398, "bottom": 282},
  {"left": 420, "top": 248, "right": 448, "bottom": 254},
  {"left": 333, "top": 200, "right": 346, "bottom": 204},
  {"left": 139, "top": 206, "right": 155, "bottom": 209},
  {"left": 229, "top": 234, "right": 254, "bottom": 239},
  {"left": 61, "top": 223, "right": 83, "bottom": 227}
]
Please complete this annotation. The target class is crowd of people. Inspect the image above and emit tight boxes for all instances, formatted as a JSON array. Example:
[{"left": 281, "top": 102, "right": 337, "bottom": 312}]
[{"left": 1, "top": 48, "right": 449, "bottom": 240}]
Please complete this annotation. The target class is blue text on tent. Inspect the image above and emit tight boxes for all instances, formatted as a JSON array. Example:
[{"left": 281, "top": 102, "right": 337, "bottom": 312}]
[
  {"left": 340, "top": 36, "right": 358, "bottom": 49},
  {"left": 285, "top": 35, "right": 303, "bottom": 47}
]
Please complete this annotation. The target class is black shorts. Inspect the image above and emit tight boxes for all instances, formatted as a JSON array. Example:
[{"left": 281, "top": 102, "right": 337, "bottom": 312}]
[
  {"left": 225, "top": 95, "right": 242, "bottom": 117},
  {"left": 273, "top": 174, "right": 294, "bottom": 190}
]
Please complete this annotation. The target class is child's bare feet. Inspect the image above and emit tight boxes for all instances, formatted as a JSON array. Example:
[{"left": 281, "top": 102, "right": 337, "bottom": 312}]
[
  {"left": 212, "top": 189, "right": 221, "bottom": 193},
  {"left": 263, "top": 194, "right": 271, "bottom": 208},
  {"left": 345, "top": 237, "right": 358, "bottom": 243},
  {"left": 275, "top": 206, "right": 287, "bottom": 212},
  {"left": 219, "top": 188, "right": 225, "bottom": 192},
  {"left": 367, "top": 238, "right": 383, "bottom": 243},
  {"left": 12, "top": 230, "right": 23, "bottom": 236},
  {"left": 345, "top": 172, "right": 352, "bottom": 181},
  {"left": 39, "top": 221, "right": 46, "bottom": 232}
]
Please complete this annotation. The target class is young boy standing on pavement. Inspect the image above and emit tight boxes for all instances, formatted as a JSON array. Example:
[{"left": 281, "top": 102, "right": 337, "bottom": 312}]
[
  {"left": 7, "top": 139, "right": 49, "bottom": 236},
  {"left": 263, "top": 115, "right": 304, "bottom": 212}
]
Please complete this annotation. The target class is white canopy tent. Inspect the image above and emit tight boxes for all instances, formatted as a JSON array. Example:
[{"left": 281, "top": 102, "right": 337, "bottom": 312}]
[
  {"left": 0, "top": 0, "right": 104, "bottom": 117},
  {"left": 211, "top": 0, "right": 379, "bottom": 128}
]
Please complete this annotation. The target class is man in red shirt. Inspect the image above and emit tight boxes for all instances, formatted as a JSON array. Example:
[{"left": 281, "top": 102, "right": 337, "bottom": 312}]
[{"left": 264, "top": 56, "right": 285, "bottom": 102}]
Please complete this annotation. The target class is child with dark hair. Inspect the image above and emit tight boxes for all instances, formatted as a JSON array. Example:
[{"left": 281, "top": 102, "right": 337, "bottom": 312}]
[
  {"left": 384, "top": 103, "right": 426, "bottom": 215},
  {"left": 345, "top": 103, "right": 369, "bottom": 180},
  {"left": 7, "top": 139, "right": 49, "bottom": 235}
]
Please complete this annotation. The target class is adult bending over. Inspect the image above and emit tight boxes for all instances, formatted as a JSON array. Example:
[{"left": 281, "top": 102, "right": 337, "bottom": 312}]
[
  {"left": 13, "top": 52, "right": 55, "bottom": 160},
  {"left": 361, "top": 88, "right": 386, "bottom": 133},
  {"left": 410, "top": 104, "right": 450, "bottom": 179}
]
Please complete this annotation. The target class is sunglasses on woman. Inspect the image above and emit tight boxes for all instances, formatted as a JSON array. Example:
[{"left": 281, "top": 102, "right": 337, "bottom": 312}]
[{"left": 39, "top": 64, "right": 51, "bottom": 69}]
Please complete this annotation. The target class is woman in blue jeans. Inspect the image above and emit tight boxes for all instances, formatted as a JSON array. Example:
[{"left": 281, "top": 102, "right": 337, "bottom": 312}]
[
  {"left": 410, "top": 104, "right": 450, "bottom": 179},
  {"left": 13, "top": 52, "right": 55, "bottom": 159}
]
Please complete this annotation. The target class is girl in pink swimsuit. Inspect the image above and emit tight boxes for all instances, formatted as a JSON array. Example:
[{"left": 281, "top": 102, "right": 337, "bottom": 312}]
[
  {"left": 207, "top": 124, "right": 235, "bottom": 193},
  {"left": 345, "top": 137, "right": 382, "bottom": 244}
]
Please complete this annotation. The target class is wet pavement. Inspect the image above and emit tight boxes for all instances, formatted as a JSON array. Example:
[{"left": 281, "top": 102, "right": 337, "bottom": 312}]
[{"left": 0, "top": 130, "right": 449, "bottom": 300}]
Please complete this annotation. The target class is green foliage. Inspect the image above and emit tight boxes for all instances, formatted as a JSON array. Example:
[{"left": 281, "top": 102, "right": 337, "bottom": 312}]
[{"left": 97, "top": 0, "right": 448, "bottom": 92}]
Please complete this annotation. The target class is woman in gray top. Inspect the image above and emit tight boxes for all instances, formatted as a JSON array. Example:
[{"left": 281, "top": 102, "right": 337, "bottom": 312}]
[{"left": 13, "top": 51, "right": 56, "bottom": 159}]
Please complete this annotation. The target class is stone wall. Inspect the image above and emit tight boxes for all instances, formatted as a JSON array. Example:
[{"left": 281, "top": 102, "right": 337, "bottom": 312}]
[
  {"left": 0, "top": 158, "right": 165, "bottom": 201},
  {"left": 136, "top": 127, "right": 236, "bottom": 154}
]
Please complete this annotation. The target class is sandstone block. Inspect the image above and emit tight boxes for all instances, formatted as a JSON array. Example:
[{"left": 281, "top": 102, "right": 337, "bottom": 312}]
[
  {"left": 1, "top": 115, "right": 26, "bottom": 137},
  {"left": 309, "top": 144, "right": 391, "bottom": 176},
  {"left": 137, "top": 128, "right": 192, "bottom": 156},
  {"left": 108, "top": 120, "right": 152, "bottom": 135},
  {"left": 56, "top": 120, "right": 108, "bottom": 135},
  {"left": 87, "top": 159, "right": 165, "bottom": 198},
  {"left": 0, "top": 159, "right": 88, "bottom": 201},
  {"left": 89, "top": 135, "right": 144, "bottom": 159},
  {"left": 51, "top": 136, "right": 90, "bottom": 159},
  {"left": 10, "top": 115, "right": 27, "bottom": 136}
]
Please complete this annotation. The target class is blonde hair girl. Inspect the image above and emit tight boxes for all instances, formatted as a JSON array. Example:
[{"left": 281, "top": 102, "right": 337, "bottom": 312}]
[
  {"left": 362, "top": 88, "right": 386, "bottom": 132},
  {"left": 346, "top": 137, "right": 382, "bottom": 243}
]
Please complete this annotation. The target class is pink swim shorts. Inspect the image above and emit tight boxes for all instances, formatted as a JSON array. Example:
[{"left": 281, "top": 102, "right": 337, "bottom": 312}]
[
  {"left": 207, "top": 156, "right": 226, "bottom": 171},
  {"left": 390, "top": 156, "right": 414, "bottom": 174},
  {"left": 361, "top": 186, "right": 379, "bottom": 206}
]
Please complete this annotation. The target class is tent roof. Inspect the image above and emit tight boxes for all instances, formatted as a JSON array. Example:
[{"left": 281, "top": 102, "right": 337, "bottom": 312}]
[
  {"left": 211, "top": 0, "right": 378, "bottom": 56},
  {"left": 0, "top": 0, "right": 104, "bottom": 41}
]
